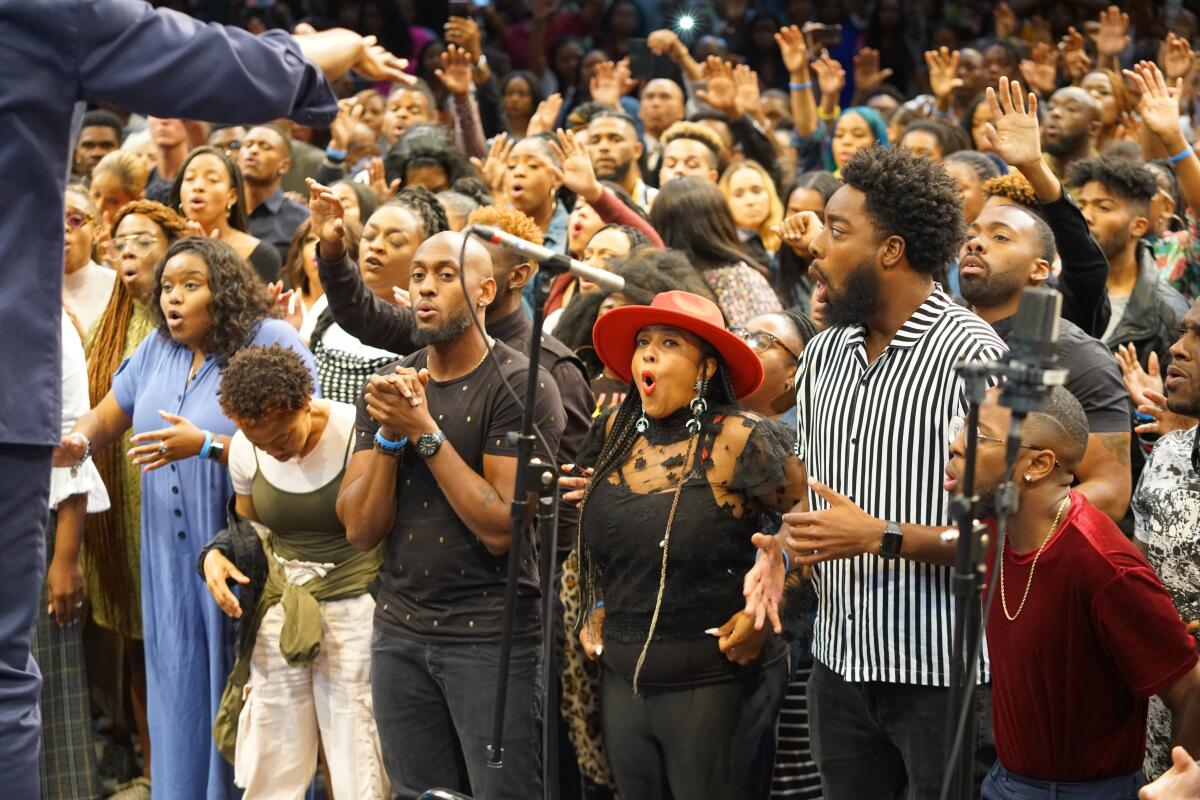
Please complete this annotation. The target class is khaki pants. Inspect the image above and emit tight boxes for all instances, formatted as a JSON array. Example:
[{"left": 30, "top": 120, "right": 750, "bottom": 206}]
[{"left": 235, "top": 593, "right": 388, "bottom": 799}]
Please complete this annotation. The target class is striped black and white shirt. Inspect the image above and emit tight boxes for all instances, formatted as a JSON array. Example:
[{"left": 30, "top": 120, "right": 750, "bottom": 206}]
[{"left": 795, "top": 288, "right": 1006, "bottom": 687}]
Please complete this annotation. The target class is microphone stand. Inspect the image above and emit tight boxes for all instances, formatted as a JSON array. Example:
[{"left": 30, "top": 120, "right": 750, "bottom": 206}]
[
  {"left": 942, "top": 362, "right": 991, "bottom": 800},
  {"left": 481, "top": 262, "right": 561, "bottom": 800}
]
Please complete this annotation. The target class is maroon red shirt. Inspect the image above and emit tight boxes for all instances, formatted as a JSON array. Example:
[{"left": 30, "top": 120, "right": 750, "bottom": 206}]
[{"left": 985, "top": 491, "right": 1197, "bottom": 781}]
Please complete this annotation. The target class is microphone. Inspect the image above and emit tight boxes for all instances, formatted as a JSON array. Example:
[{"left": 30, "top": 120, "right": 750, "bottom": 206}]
[
  {"left": 996, "top": 286, "right": 1068, "bottom": 417},
  {"left": 466, "top": 224, "right": 625, "bottom": 294}
]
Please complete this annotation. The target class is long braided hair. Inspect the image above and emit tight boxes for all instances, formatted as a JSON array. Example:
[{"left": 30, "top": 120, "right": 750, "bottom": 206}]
[
  {"left": 85, "top": 201, "right": 187, "bottom": 633},
  {"left": 575, "top": 353, "right": 741, "bottom": 635}
]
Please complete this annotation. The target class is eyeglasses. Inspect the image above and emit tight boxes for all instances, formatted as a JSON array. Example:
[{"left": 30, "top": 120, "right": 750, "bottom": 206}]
[
  {"left": 948, "top": 415, "right": 1060, "bottom": 467},
  {"left": 732, "top": 327, "right": 801, "bottom": 361},
  {"left": 113, "top": 233, "right": 163, "bottom": 253},
  {"left": 65, "top": 211, "right": 92, "bottom": 230}
]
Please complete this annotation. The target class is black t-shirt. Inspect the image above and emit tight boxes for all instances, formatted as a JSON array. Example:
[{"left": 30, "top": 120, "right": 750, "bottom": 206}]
[
  {"left": 353, "top": 340, "right": 565, "bottom": 641},
  {"left": 993, "top": 315, "right": 1130, "bottom": 434}
]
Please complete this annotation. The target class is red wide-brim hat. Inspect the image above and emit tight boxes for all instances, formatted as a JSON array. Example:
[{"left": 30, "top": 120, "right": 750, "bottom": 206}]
[{"left": 592, "top": 291, "right": 764, "bottom": 399}]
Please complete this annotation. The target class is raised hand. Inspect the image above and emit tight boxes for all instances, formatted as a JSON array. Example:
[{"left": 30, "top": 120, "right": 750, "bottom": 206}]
[
  {"left": 696, "top": 56, "right": 742, "bottom": 118},
  {"left": 589, "top": 60, "right": 627, "bottom": 110},
  {"left": 1059, "top": 26, "right": 1092, "bottom": 84},
  {"left": 982, "top": 77, "right": 1042, "bottom": 169},
  {"left": 367, "top": 157, "right": 400, "bottom": 202},
  {"left": 353, "top": 34, "right": 415, "bottom": 85},
  {"left": 993, "top": 1, "right": 1017, "bottom": 39},
  {"left": 436, "top": 44, "right": 477, "bottom": 99},
  {"left": 203, "top": 548, "right": 249, "bottom": 619},
  {"left": 733, "top": 64, "right": 765, "bottom": 125},
  {"left": 925, "top": 47, "right": 964, "bottom": 101},
  {"left": 305, "top": 178, "right": 347, "bottom": 245},
  {"left": 774, "top": 210, "right": 824, "bottom": 255},
  {"left": 527, "top": 93, "right": 564, "bottom": 136},
  {"left": 1162, "top": 32, "right": 1196, "bottom": 84},
  {"left": 811, "top": 52, "right": 846, "bottom": 105},
  {"left": 549, "top": 128, "right": 603, "bottom": 203},
  {"left": 469, "top": 132, "right": 514, "bottom": 192},
  {"left": 1091, "top": 6, "right": 1131, "bottom": 59},
  {"left": 1116, "top": 343, "right": 1164, "bottom": 406},
  {"left": 1136, "top": 389, "right": 1195, "bottom": 438},
  {"left": 1019, "top": 41, "right": 1060, "bottom": 97},
  {"left": 444, "top": 15, "right": 482, "bottom": 63},
  {"left": 854, "top": 47, "right": 894, "bottom": 95},
  {"left": 127, "top": 410, "right": 206, "bottom": 472},
  {"left": 774, "top": 25, "right": 811, "bottom": 78},
  {"left": 329, "top": 98, "right": 364, "bottom": 153},
  {"left": 1124, "top": 61, "right": 1186, "bottom": 149},
  {"left": 647, "top": 28, "right": 684, "bottom": 59}
]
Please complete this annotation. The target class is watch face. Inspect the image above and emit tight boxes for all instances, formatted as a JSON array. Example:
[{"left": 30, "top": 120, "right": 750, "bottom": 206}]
[{"left": 417, "top": 431, "right": 445, "bottom": 456}]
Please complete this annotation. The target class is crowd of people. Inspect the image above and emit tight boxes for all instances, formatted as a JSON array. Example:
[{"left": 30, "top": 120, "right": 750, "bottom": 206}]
[{"left": 18, "top": 0, "right": 1200, "bottom": 799}]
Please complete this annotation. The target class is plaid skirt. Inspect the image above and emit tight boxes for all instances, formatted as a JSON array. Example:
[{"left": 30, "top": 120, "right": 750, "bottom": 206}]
[{"left": 32, "top": 509, "right": 100, "bottom": 800}]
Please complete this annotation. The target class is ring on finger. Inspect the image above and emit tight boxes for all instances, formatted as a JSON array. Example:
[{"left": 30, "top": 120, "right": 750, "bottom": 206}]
[{"left": 158, "top": 444, "right": 168, "bottom": 455}]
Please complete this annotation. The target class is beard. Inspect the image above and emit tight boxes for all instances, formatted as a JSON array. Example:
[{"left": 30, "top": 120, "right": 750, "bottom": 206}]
[
  {"left": 814, "top": 258, "right": 884, "bottom": 328},
  {"left": 595, "top": 159, "right": 633, "bottom": 183},
  {"left": 1043, "top": 128, "right": 1090, "bottom": 157},
  {"left": 959, "top": 257, "right": 1029, "bottom": 310},
  {"left": 412, "top": 305, "right": 476, "bottom": 346},
  {"left": 1095, "top": 227, "right": 1131, "bottom": 261}
]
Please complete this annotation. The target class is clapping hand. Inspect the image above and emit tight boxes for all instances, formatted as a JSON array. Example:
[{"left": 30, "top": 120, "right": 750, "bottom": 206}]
[
  {"left": 981, "top": 77, "right": 1042, "bottom": 169},
  {"left": 549, "top": 128, "right": 603, "bottom": 204},
  {"left": 364, "top": 367, "right": 435, "bottom": 442}
]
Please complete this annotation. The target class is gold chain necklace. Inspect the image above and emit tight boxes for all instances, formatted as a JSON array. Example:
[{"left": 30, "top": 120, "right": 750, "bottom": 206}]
[
  {"left": 631, "top": 432, "right": 698, "bottom": 694},
  {"left": 1000, "top": 495, "right": 1070, "bottom": 622}
]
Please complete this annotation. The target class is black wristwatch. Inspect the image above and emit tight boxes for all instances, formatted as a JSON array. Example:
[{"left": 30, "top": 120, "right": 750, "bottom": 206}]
[
  {"left": 206, "top": 437, "right": 225, "bottom": 462},
  {"left": 880, "top": 520, "right": 903, "bottom": 560},
  {"left": 415, "top": 430, "right": 446, "bottom": 458}
]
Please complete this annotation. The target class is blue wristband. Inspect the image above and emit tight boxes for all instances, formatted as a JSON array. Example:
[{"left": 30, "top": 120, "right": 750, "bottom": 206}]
[
  {"left": 789, "top": 81, "right": 812, "bottom": 92},
  {"left": 198, "top": 430, "right": 213, "bottom": 460},
  {"left": 781, "top": 548, "right": 790, "bottom": 575},
  {"left": 325, "top": 146, "right": 348, "bottom": 161},
  {"left": 593, "top": 600, "right": 605, "bottom": 610},
  {"left": 374, "top": 428, "right": 408, "bottom": 453},
  {"left": 1170, "top": 145, "right": 1195, "bottom": 165},
  {"left": 932, "top": 107, "right": 952, "bottom": 119}
]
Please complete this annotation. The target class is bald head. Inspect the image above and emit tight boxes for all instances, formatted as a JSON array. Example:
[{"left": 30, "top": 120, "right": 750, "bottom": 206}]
[
  {"left": 1049, "top": 86, "right": 1102, "bottom": 121},
  {"left": 640, "top": 78, "right": 686, "bottom": 137},
  {"left": 410, "top": 232, "right": 496, "bottom": 345}
]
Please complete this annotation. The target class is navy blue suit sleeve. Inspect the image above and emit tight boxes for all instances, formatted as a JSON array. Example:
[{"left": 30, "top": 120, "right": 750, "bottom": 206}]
[{"left": 76, "top": 0, "right": 337, "bottom": 127}]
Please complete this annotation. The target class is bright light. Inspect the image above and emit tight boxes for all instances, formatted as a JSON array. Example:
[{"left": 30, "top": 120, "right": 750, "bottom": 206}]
[{"left": 677, "top": 14, "right": 695, "bottom": 31}]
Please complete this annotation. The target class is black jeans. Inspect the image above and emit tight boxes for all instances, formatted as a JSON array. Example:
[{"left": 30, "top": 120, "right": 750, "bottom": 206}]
[
  {"left": 370, "top": 630, "right": 542, "bottom": 800},
  {"left": 601, "top": 660, "right": 788, "bottom": 800},
  {"left": 0, "top": 445, "right": 50, "bottom": 800},
  {"left": 807, "top": 660, "right": 995, "bottom": 799}
]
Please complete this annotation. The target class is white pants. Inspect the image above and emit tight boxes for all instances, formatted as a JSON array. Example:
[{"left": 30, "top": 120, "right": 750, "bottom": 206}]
[{"left": 235, "top": 593, "right": 388, "bottom": 799}]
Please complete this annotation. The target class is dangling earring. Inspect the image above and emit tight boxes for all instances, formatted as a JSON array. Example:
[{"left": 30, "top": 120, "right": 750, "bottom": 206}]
[
  {"left": 687, "top": 376, "right": 707, "bottom": 435},
  {"left": 635, "top": 413, "right": 649, "bottom": 434}
]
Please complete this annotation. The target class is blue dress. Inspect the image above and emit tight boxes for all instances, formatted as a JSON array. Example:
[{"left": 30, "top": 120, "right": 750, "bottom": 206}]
[{"left": 112, "top": 319, "right": 319, "bottom": 800}]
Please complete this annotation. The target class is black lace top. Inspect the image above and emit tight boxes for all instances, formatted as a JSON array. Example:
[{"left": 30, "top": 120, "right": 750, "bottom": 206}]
[{"left": 578, "top": 405, "right": 805, "bottom": 688}]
